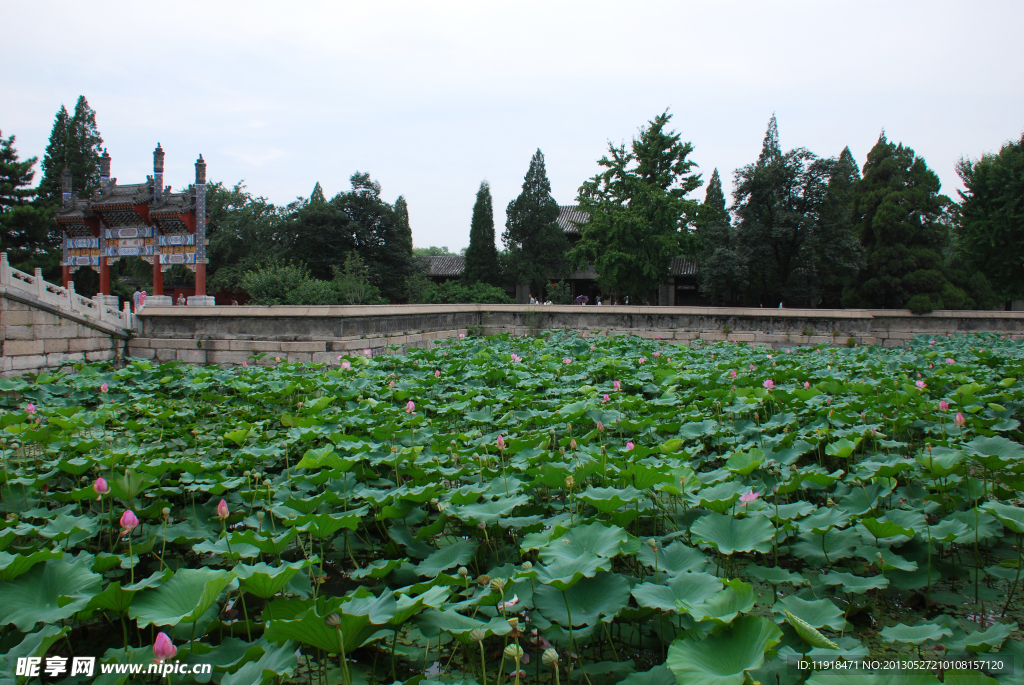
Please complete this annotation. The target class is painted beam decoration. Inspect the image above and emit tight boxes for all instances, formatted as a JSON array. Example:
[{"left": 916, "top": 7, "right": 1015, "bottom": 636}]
[{"left": 53, "top": 145, "right": 208, "bottom": 274}]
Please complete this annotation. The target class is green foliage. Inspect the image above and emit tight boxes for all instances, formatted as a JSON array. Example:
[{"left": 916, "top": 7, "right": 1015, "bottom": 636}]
[
  {"left": 206, "top": 182, "right": 286, "bottom": 293},
  {"left": 570, "top": 111, "right": 701, "bottom": 300},
  {"left": 464, "top": 181, "right": 501, "bottom": 286},
  {"left": 842, "top": 133, "right": 955, "bottom": 310},
  {"left": 0, "top": 130, "right": 59, "bottom": 277},
  {"left": 955, "top": 135, "right": 1024, "bottom": 303},
  {"left": 502, "top": 149, "right": 568, "bottom": 295},
  {"left": 546, "top": 280, "right": 571, "bottom": 304},
  {"left": 408, "top": 278, "right": 511, "bottom": 304},
  {"left": 38, "top": 96, "right": 104, "bottom": 206},
  {"left": 412, "top": 246, "right": 455, "bottom": 256},
  {"left": 239, "top": 258, "right": 385, "bottom": 306}
]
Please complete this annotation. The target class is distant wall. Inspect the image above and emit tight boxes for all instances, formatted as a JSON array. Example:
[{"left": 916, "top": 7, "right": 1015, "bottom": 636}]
[{"left": 127, "top": 304, "right": 1024, "bottom": 366}]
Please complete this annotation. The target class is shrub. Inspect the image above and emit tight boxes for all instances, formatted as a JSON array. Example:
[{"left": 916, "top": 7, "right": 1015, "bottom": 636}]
[
  {"left": 240, "top": 257, "right": 385, "bottom": 306},
  {"left": 906, "top": 293, "right": 936, "bottom": 315},
  {"left": 410, "top": 280, "right": 512, "bottom": 304},
  {"left": 546, "top": 281, "right": 571, "bottom": 305}
]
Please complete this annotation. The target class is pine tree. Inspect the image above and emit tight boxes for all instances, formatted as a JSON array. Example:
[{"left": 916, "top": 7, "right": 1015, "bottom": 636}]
[
  {"left": 464, "top": 181, "right": 500, "bottom": 285},
  {"left": 696, "top": 168, "right": 747, "bottom": 304},
  {"left": 816, "top": 147, "right": 863, "bottom": 307},
  {"left": 0, "top": 131, "right": 58, "bottom": 274},
  {"left": 310, "top": 182, "right": 326, "bottom": 203},
  {"left": 394, "top": 195, "right": 413, "bottom": 259},
  {"left": 569, "top": 112, "right": 701, "bottom": 300},
  {"left": 502, "top": 149, "right": 566, "bottom": 297},
  {"left": 38, "top": 96, "right": 104, "bottom": 205},
  {"left": 841, "top": 133, "right": 957, "bottom": 312}
]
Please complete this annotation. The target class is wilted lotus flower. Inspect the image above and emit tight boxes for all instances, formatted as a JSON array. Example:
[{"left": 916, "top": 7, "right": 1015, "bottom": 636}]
[
  {"left": 955, "top": 412, "right": 966, "bottom": 427},
  {"left": 100, "top": 382, "right": 108, "bottom": 393},
  {"left": 153, "top": 632, "right": 177, "bottom": 662},
  {"left": 275, "top": 357, "right": 280, "bottom": 362},
  {"left": 94, "top": 477, "right": 110, "bottom": 498},
  {"left": 613, "top": 380, "right": 621, "bottom": 391},
  {"left": 497, "top": 435, "right": 506, "bottom": 451},
  {"left": 406, "top": 400, "right": 415, "bottom": 413},
  {"left": 763, "top": 379, "right": 774, "bottom": 390},
  {"left": 217, "top": 499, "right": 229, "bottom": 520},
  {"left": 939, "top": 400, "right": 949, "bottom": 411},
  {"left": 626, "top": 441, "right": 634, "bottom": 450},
  {"left": 120, "top": 509, "right": 139, "bottom": 532},
  {"left": 740, "top": 490, "right": 760, "bottom": 504},
  {"left": 916, "top": 380, "right": 926, "bottom": 389},
  {"left": 602, "top": 394, "right": 610, "bottom": 404},
  {"left": 25, "top": 403, "right": 35, "bottom": 415}
]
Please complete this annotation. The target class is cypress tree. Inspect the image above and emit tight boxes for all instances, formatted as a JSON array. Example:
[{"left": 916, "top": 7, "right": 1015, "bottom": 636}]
[
  {"left": 310, "top": 182, "right": 326, "bottom": 203},
  {"left": 0, "top": 131, "right": 58, "bottom": 274},
  {"left": 502, "top": 149, "right": 566, "bottom": 297},
  {"left": 38, "top": 96, "right": 104, "bottom": 205},
  {"left": 697, "top": 168, "right": 747, "bottom": 304},
  {"left": 464, "top": 181, "right": 500, "bottom": 285},
  {"left": 841, "top": 133, "right": 957, "bottom": 312}
]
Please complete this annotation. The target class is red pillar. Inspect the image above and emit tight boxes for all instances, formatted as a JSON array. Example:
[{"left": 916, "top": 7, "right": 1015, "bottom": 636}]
[
  {"left": 153, "top": 259, "right": 163, "bottom": 296},
  {"left": 195, "top": 263, "right": 206, "bottom": 297},
  {"left": 62, "top": 265, "right": 71, "bottom": 289},
  {"left": 99, "top": 258, "right": 110, "bottom": 295}
]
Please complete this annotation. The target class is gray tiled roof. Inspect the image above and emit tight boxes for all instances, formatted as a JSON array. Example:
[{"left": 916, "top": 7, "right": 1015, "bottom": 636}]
[
  {"left": 671, "top": 257, "right": 698, "bottom": 277},
  {"left": 557, "top": 205, "right": 590, "bottom": 235},
  {"left": 90, "top": 179, "right": 155, "bottom": 209},
  {"left": 422, "top": 255, "right": 465, "bottom": 277}
]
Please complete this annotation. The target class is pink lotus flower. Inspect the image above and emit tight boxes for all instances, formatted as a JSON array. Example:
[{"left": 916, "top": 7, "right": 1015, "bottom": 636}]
[
  {"left": 767, "top": 354, "right": 773, "bottom": 360},
  {"left": 653, "top": 351, "right": 661, "bottom": 358},
  {"left": 435, "top": 369, "right": 441, "bottom": 378},
  {"left": 497, "top": 435, "right": 506, "bottom": 451},
  {"left": 785, "top": 348, "right": 791, "bottom": 353},
  {"left": 94, "top": 477, "right": 109, "bottom": 499},
  {"left": 25, "top": 403, "right": 35, "bottom": 414},
  {"left": 570, "top": 439, "right": 577, "bottom": 450},
  {"left": 275, "top": 357, "right": 280, "bottom": 362},
  {"left": 730, "top": 370, "right": 737, "bottom": 379},
  {"left": 459, "top": 333, "right": 465, "bottom": 338},
  {"left": 656, "top": 334, "right": 661, "bottom": 340},
  {"left": 341, "top": 361, "right": 351, "bottom": 370},
  {"left": 563, "top": 358, "right": 572, "bottom": 365},
  {"left": 929, "top": 340, "right": 935, "bottom": 345},
  {"left": 100, "top": 382, "right": 108, "bottom": 393},
  {"left": 217, "top": 499, "right": 229, "bottom": 520},
  {"left": 739, "top": 490, "right": 759, "bottom": 504},
  {"left": 763, "top": 379, "right": 774, "bottom": 390},
  {"left": 242, "top": 360, "right": 247, "bottom": 367},
  {"left": 749, "top": 364, "right": 754, "bottom": 371},
  {"left": 613, "top": 380, "right": 621, "bottom": 391},
  {"left": 337, "top": 355, "right": 343, "bottom": 361},
  {"left": 596, "top": 421, "right": 604, "bottom": 432},
  {"left": 946, "top": 358, "right": 955, "bottom": 364},
  {"left": 389, "top": 380, "right": 395, "bottom": 387},
  {"left": 153, "top": 632, "right": 177, "bottom": 662},
  {"left": 120, "top": 509, "right": 139, "bottom": 532},
  {"left": 602, "top": 394, "right": 610, "bottom": 404},
  {"left": 406, "top": 401, "right": 415, "bottom": 414},
  {"left": 590, "top": 345, "right": 595, "bottom": 351},
  {"left": 364, "top": 349, "right": 372, "bottom": 357},
  {"left": 638, "top": 357, "right": 646, "bottom": 364},
  {"left": 803, "top": 381, "right": 810, "bottom": 389},
  {"left": 626, "top": 441, "right": 634, "bottom": 450},
  {"left": 915, "top": 380, "right": 926, "bottom": 389},
  {"left": 939, "top": 400, "right": 949, "bottom": 411},
  {"left": 954, "top": 412, "right": 966, "bottom": 427}
]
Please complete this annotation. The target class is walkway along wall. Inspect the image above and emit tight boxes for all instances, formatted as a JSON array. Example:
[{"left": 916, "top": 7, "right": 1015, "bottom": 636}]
[{"left": 128, "top": 304, "right": 1024, "bottom": 366}]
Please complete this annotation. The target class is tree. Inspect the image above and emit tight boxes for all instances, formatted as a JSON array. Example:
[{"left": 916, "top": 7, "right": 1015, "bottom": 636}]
[
  {"left": 0, "top": 131, "right": 57, "bottom": 275},
  {"left": 464, "top": 181, "right": 500, "bottom": 285},
  {"left": 502, "top": 149, "right": 567, "bottom": 297},
  {"left": 816, "top": 147, "right": 864, "bottom": 307},
  {"left": 841, "top": 133, "right": 958, "bottom": 312},
  {"left": 38, "top": 96, "right": 104, "bottom": 206},
  {"left": 955, "top": 134, "right": 1024, "bottom": 304},
  {"left": 206, "top": 182, "right": 286, "bottom": 293},
  {"left": 310, "top": 182, "right": 326, "bottom": 203},
  {"left": 569, "top": 112, "right": 701, "bottom": 300},
  {"left": 696, "top": 168, "right": 747, "bottom": 304}
]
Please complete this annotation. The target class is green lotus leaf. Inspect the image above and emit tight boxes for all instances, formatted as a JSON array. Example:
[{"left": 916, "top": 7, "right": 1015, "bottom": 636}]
[
  {"left": 0, "top": 556, "right": 102, "bottom": 631},
  {"left": 415, "top": 609, "right": 513, "bottom": 643},
  {"left": 744, "top": 566, "right": 806, "bottom": 588},
  {"left": 691, "top": 514, "right": 774, "bottom": 555},
  {"left": 108, "top": 469, "right": 156, "bottom": 501},
  {"left": 825, "top": 438, "right": 858, "bottom": 459},
  {"left": 534, "top": 553, "right": 611, "bottom": 591},
  {"left": 631, "top": 572, "right": 723, "bottom": 613},
  {"left": 784, "top": 609, "right": 838, "bottom": 649},
  {"left": 265, "top": 591, "right": 396, "bottom": 652},
  {"left": 231, "top": 528, "right": 299, "bottom": 556},
  {"left": 0, "top": 548, "right": 63, "bottom": 582},
  {"left": 798, "top": 508, "right": 850, "bottom": 534},
  {"left": 767, "top": 501, "right": 816, "bottom": 522},
  {"left": 687, "top": 579, "right": 754, "bottom": 625},
  {"left": 294, "top": 507, "right": 367, "bottom": 539},
  {"left": 772, "top": 595, "right": 845, "bottom": 631},
  {"left": 577, "top": 486, "right": 645, "bottom": 514},
  {"left": 860, "top": 517, "right": 915, "bottom": 541},
  {"left": 220, "top": 640, "right": 298, "bottom": 685},
  {"left": 38, "top": 512, "right": 99, "bottom": 543},
  {"left": 534, "top": 572, "right": 630, "bottom": 627},
  {"left": 540, "top": 522, "right": 636, "bottom": 563},
  {"left": 2, "top": 624, "right": 69, "bottom": 672},
  {"left": 819, "top": 571, "right": 889, "bottom": 594},
  {"left": 454, "top": 494, "right": 530, "bottom": 524},
  {"left": 620, "top": 665, "right": 676, "bottom": 685},
  {"left": 792, "top": 528, "right": 860, "bottom": 565},
  {"left": 390, "top": 585, "right": 450, "bottom": 627},
  {"left": 964, "top": 436, "right": 1024, "bottom": 465},
  {"left": 637, "top": 541, "right": 709, "bottom": 575},
  {"left": 941, "top": 671, "right": 999, "bottom": 685},
  {"left": 725, "top": 449, "right": 763, "bottom": 475},
  {"left": 880, "top": 622, "right": 953, "bottom": 645},
  {"left": 666, "top": 615, "right": 782, "bottom": 685},
  {"left": 193, "top": 538, "right": 261, "bottom": 559},
  {"left": 350, "top": 558, "right": 407, "bottom": 580},
  {"left": 945, "top": 621, "right": 1017, "bottom": 653},
  {"left": 691, "top": 481, "right": 747, "bottom": 513},
  {"left": 88, "top": 570, "right": 172, "bottom": 615},
  {"left": 415, "top": 540, "right": 477, "bottom": 577},
  {"left": 927, "top": 518, "right": 970, "bottom": 542},
  {"left": 234, "top": 560, "right": 310, "bottom": 599},
  {"left": 129, "top": 567, "right": 235, "bottom": 627},
  {"left": 982, "top": 502, "right": 1024, "bottom": 534},
  {"left": 856, "top": 547, "right": 918, "bottom": 572}
]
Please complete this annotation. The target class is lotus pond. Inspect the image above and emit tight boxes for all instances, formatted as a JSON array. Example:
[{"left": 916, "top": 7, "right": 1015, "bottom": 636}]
[{"left": 2, "top": 333, "right": 1024, "bottom": 685}]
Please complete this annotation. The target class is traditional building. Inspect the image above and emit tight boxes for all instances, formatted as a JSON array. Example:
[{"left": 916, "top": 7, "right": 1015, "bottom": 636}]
[{"left": 54, "top": 146, "right": 212, "bottom": 305}]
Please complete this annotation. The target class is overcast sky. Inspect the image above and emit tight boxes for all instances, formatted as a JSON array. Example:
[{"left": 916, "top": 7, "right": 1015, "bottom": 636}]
[{"left": 3, "top": 1, "right": 1022, "bottom": 250}]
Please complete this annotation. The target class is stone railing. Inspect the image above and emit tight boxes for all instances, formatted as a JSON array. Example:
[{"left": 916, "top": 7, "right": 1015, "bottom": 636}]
[{"left": 0, "top": 253, "right": 132, "bottom": 331}]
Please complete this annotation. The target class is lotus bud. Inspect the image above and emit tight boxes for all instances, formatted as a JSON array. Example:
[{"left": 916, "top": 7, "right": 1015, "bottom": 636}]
[
  {"left": 490, "top": 577, "right": 506, "bottom": 593},
  {"left": 263, "top": 479, "right": 271, "bottom": 487},
  {"left": 570, "top": 439, "right": 577, "bottom": 450},
  {"left": 120, "top": 509, "right": 139, "bottom": 532},
  {"left": 564, "top": 476, "right": 574, "bottom": 489},
  {"left": 256, "top": 511, "right": 265, "bottom": 522},
  {"left": 162, "top": 507, "right": 171, "bottom": 520},
  {"left": 646, "top": 539, "right": 657, "bottom": 549},
  {"left": 153, "top": 632, "right": 177, "bottom": 662},
  {"left": 521, "top": 561, "right": 533, "bottom": 571},
  {"left": 542, "top": 648, "right": 559, "bottom": 667},
  {"left": 504, "top": 644, "right": 524, "bottom": 660},
  {"left": 217, "top": 499, "right": 230, "bottom": 520},
  {"left": 469, "top": 629, "right": 486, "bottom": 643},
  {"left": 243, "top": 470, "right": 251, "bottom": 478},
  {"left": 324, "top": 613, "right": 342, "bottom": 628},
  {"left": 93, "top": 477, "right": 110, "bottom": 497},
  {"left": 458, "top": 566, "right": 469, "bottom": 578}
]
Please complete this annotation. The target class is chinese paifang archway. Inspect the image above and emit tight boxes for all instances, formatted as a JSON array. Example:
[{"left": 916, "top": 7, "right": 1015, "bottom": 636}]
[{"left": 53, "top": 145, "right": 211, "bottom": 304}]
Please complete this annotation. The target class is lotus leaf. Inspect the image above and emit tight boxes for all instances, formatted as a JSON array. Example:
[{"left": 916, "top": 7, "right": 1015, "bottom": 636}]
[
  {"left": 691, "top": 513, "right": 774, "bottom": 555},
  {"left": 540, "top": 522, "right": 636, "bottom": 563},
  {"left": 533, "top": 553, "right": 611, "bottom": 590},
  {"left": 784, "top": 609, "right": 839, "bottom": 649},
  {"left": 880, "top": 622, "right": 953, "bottom": 645},
  {"left": 685, "top": 579, "right": 754, "bottom": 625},
  {"left": 534, "top": 572, "right": 629, "bottom": 626},
  {"left": 234, "top": 560, "right": 310, "bottom": 598},
  {"left": 130, "top": 567, "right": 235, "bottom": 627},
  {"left": 666, "top": 615, "right": 782, "bottom": 685},
  {"left": 415, "top": 540, "right": 477, "bottom": 577},
  {"left": 631, "top": 571, "right": 722, "bottom": 613},
  {"left": 220, "top": 640, "right": 298, "bottom": 685},
  {"left": 772, "top": 595, "right": 845, "bottom": 631},
  {"left": 637, "top": 540, "right": 709, "bottom": 575},
  {"left": 0, "top": 556, "right": 101, "bottom": 631}
]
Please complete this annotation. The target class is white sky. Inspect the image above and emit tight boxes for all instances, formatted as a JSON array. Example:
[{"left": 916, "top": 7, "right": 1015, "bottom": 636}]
[{"left": 3, "top": 1, "right": 1022, "bottom": 251}]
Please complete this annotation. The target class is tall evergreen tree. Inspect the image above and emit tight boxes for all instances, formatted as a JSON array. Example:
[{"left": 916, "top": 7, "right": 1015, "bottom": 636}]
[
  {"left": 502, "top": 149, "right": 567, "bottom": 297},
  {"left": 394, "top": 195, "right": 413, "bottom": 260},
  {"left": 310, "top": 182, "right": 326, "bottom": 203},
  {"left": 464, "top": 181, "right": 500, "bottom": 285},
  {"left": 38, "top": 96, "right": 104, "bottom": 205},
  {"left": 569, "top": 112, "right": 702, "bottom": 300},
  {"left": 816, "top": 147, "right": 864, "bottom": 307},
  {"left": 696, "top": 168, "right": 747, "bottom": 304},
  {"left": 955, "top": 134, "right": 1024, "bottom": 304},
  {"left": 0, "top": 131, "right": 58, "bottom": 275},
  {"left": 841, "top": 133, "right": 958, "bottom": 312}
]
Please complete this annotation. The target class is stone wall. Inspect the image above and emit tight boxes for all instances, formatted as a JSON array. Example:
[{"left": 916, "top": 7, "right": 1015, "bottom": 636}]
[
  {"left": 127, "top": 304, "right": 1024, "bottom": 367},
  {"left": 1, "top": 287, "right": 130, "bottom": 377}
]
